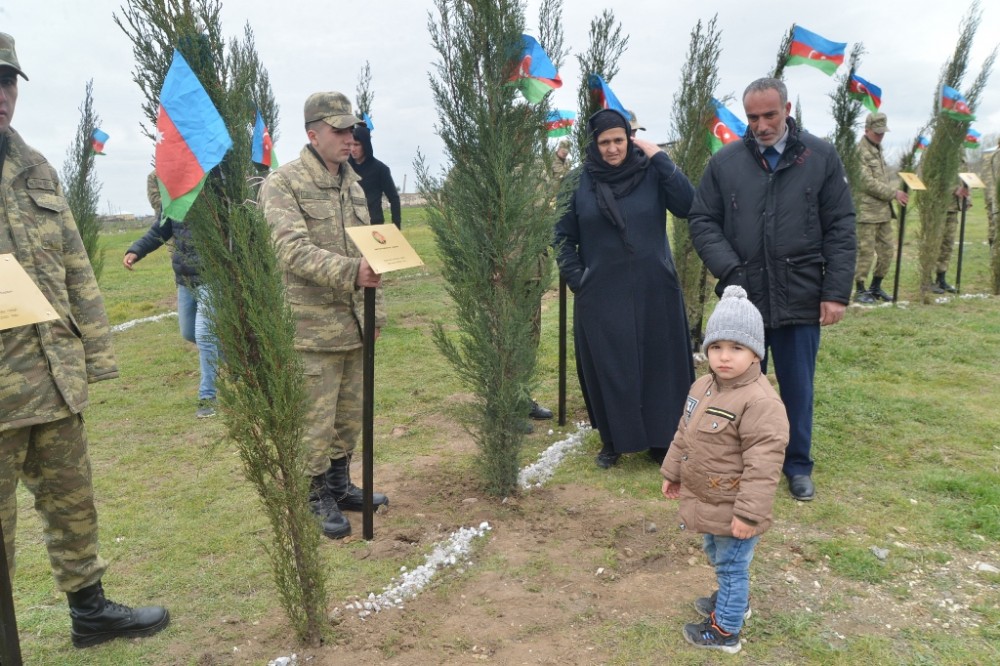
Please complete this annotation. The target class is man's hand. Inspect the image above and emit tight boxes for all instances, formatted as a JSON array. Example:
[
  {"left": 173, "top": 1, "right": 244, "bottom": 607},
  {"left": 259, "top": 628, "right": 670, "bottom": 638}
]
[
  {"left": 123, "top": 252, "right": 138, "bottom": 270},
  {"left": 894, "top": 190, "right": 909, "bottom": 206},
  {"left": 819, "top": 301, "right": 846, "bottom": 326},
  {"left": 355, "top": 258, "right": 382, "bottom": 288}
]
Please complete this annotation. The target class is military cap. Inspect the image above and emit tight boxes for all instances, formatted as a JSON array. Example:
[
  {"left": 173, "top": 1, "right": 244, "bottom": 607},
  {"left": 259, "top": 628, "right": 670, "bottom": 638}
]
[
  {"left": 627, "top": 109, "right": 645, "bottom": 132},
  {"left": 557, "top": 138, "right": 571, "bottom": 151},
  {"left": 304, "top": 91, "right": 362, "bottom": 129},
  {"left": 865, "top": 112, "right": 890, "bottom": 134},
  {"left": 0, "top": 32, "right": 28, "bottom": 80}
]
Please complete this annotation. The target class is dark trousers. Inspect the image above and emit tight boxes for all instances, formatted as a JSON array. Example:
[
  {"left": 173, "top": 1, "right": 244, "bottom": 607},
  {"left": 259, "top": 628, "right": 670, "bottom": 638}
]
[{"left": 762, "top": 324, "right": 820, "bottom": 477}]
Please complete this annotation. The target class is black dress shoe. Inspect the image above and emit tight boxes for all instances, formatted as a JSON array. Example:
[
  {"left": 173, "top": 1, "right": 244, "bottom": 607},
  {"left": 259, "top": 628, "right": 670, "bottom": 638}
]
[
  {"left": 647, "top": 447, "right": 668, "bottom": 465},
  {"left": 595, "top": 451, "right": 621, "bottom": 469},
  {"left": 528, "top": 400, "right": 553, "bottom": 420},
  {"left": 789, "top": 474, "right": 815, "bottom": 501}
]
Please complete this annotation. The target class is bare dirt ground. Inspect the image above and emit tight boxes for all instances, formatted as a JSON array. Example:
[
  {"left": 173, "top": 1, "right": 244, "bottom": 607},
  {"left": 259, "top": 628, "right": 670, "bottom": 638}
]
[{"left": 184, "top": 424, "right": 998, "bottom": 666}]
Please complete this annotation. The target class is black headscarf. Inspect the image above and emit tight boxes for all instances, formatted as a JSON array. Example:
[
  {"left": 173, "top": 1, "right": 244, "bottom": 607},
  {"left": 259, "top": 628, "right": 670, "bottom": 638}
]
[{"left": 583, "top": 109, "right": 649, "bottom": 250}]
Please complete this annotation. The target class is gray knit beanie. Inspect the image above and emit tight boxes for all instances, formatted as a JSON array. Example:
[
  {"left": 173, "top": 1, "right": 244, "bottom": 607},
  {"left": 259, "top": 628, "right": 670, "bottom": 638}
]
[{"left": 702, "top": 285, "right": 765, "bottom": 359}]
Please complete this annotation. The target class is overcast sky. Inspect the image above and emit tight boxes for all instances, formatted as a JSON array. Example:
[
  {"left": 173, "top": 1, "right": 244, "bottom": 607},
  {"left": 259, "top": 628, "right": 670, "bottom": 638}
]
[{"left": 3, "top": 0, "right": 998, "bottom": 215}]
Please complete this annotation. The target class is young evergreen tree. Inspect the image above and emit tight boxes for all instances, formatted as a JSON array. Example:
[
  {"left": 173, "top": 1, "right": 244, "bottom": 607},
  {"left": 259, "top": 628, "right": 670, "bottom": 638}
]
[
  {"left": 417, "top": 0, "right": 556, "bottom": 496},
  {"left": 572, "top": 10, "right": 629, "bottom": 157},
  {"left": 915, "top": 1, "right": 995, "bottom": 299},
  {"left": 830, "top": 45, "right": 867, "bottom": 208},
  {"left": 115, "top": 0, "right": 327, "bottom": 644},
  {"left": 356, "top": 60, "right": 373, "bottom": 119},
  {"left": 60, "top": 80, "right": 105, "bottom": 281},
  {"left": 537, "top": 0, "right": 567, "bottom": 72},
  {"left": 770, "top": 26, "right": 793, "bottom": 80},
  {"left": 668, "top": 15, "right": 723, "bottom": 346}
]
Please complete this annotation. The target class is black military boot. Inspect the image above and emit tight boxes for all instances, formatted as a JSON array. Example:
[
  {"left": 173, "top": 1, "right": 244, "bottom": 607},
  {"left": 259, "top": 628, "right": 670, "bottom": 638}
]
[
  {"left": 67, "top": 580, "right": 170, "bottom": 648},
  {"left": 854, "top": 280, "right": 876, "bottom": 304},
  {"left": 936, "top": 272, "right": 958, "bottom": 293},
  {"left": 310, "top": 474, "right": 351, "bottom": 539},
  {"left": 869, "top": 276, "right": 893, "bottom": 302},
  {"left": 326, "top": 455, "right": 389, "bottom": 512}
]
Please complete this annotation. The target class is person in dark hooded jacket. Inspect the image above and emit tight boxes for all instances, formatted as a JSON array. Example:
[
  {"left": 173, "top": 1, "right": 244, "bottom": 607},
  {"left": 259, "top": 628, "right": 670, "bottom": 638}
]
[{"left": 349, "top": 125, "right": 402, "bottom": 228}]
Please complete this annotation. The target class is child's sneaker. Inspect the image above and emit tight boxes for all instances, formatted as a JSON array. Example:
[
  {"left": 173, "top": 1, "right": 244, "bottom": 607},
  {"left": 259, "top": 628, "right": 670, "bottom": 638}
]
[
  {"left": 196, "top": 399, "right": 217, "bottom": 419},
  {"left": 683, "top": 614, "right": 742, "bottom": 654},
  {"left": 694, "top": 590, "right": 751, "bottom": 620}
]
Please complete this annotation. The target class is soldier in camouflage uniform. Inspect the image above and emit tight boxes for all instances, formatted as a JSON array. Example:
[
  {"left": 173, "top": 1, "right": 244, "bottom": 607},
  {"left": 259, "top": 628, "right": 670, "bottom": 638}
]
[
  {"left": 551, "top": 138, "right": 571, "bottom": 181},
  {"left": 932, "top": 173, "right": 970, "bottom": 294},
  {"left": 981, "top": 138, "right": 999, "bottom": 247},
  {"left": 0, "top": 32, "right": 168, "bottom": 648},
  {"left": 259, "top": 91, "right": 389, "bottom": 540},
  {"left": 854, "top": 113, "right": 908, "bottom": 303}
]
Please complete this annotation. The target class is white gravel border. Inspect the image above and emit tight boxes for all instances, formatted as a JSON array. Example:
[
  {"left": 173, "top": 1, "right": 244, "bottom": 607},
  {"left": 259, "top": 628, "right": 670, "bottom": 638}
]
[
  {"left": 518, "top": 423, "right": 590, "bottom": 489},
  {"left": 110, "top": 311, "right": 177, "bottom": 332}
]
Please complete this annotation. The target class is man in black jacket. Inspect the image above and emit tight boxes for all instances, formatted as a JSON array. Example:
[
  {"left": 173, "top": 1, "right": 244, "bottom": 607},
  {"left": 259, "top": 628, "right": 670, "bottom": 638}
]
[
  {"left": 349, "top": 125, "right": 402, "bottom": 228},
  {"left": 688, "top": 78, "right": 856, "bottom": 502}
]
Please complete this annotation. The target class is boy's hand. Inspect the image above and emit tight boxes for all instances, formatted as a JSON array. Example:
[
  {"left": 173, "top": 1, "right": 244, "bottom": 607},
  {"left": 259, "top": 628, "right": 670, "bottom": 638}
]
[
  {"left": 662, "top": 480, "right": 681, "bottom": 499},
  {"left": 731, "top": 517, "right": 755, "bottom": 539}
]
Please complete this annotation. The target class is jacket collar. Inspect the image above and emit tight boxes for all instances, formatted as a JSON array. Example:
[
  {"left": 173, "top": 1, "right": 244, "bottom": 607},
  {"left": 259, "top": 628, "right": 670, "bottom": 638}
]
[
  {"left": 743, "top": 117, "right": 801, "bottom": 171},
  {"left": 1, "top": 129, "right": 44, "bottom": 184},
  {"left": 711, "top": 362, "right": 763, "bottom": 391},
  {"left": 298, "top": 144, "right": 361, "bottom": 192}
]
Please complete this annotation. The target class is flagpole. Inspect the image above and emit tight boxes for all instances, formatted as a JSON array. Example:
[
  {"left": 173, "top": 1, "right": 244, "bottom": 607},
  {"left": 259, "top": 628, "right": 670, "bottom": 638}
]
[
  {"left": 558, "top": 276, "right": 567, "bottom": 426},
  {"left": 361, "top": 287, "right": 376, "bottom": 540},
  {"left": 0, "top": 518, "right": 24, "bottom": 666},
  {"left": 892, "top": 183, "right": 910, "bottom": 305}
]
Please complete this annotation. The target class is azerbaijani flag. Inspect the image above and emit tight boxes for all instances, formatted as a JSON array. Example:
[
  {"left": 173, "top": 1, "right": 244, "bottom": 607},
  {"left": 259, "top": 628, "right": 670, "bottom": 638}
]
[
  {"left": 511, "top": 34, "right": 562, "bottom": 103},
  {"left": 965, "top": 128, "right": 981, "bottom": 148},
  {"left": 848, "top": 72, "right": 882, "bottom": 113},
  {"left": 251, "top": 109, "right": 275, "bottom": 168},
  {"left": 546, "top": 109, "right": 575, "bottom": 138},
  {"left": 915, "top": 135, "right": 930, "bottom": 153},
  {"left": 941, "top": 85, "right": 975, "bottom": 121},
  {"left": 90, "top": 128, "right": 109, "bottom": 155},
  {"left": 587, "top": 74, "right": 627, "bottom": 115},
  {"left": 155, "top": 49, "right": 233, "bottom": 222},
  {"left": 787, "top": 25, "right": 846, "bottom": 76},
  {"left": 706, "top": 98, "right": 747, "bottom": 154},
  {"left": 362, "top": 111, "right": 374, "bottom": 132}
]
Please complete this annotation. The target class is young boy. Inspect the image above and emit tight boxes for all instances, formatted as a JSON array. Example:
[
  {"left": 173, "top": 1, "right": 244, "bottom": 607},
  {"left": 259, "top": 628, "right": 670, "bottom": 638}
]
[{"left": 660, "top": 285, "right": 789, "bottom": 653}]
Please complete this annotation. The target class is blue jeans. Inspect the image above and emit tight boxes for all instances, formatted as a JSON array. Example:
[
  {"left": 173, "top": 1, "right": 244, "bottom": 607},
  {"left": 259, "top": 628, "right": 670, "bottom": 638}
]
[
  {"left": 704, "top": 533, "right": 760, "bottom": 635},
  {"left": 762, "top": 324, "right": 820, "bottom": 477},
  {"left": 177, "top": 284, "right": 219, "bottom": 401}
]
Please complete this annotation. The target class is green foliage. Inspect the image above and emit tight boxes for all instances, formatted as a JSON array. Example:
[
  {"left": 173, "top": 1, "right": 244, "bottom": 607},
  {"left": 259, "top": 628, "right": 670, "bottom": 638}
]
[
  {"left": 418, "top": 0, "right": 558, "bottom": 496},
  {"left": 916, "top": 1, "right": 995, "bottom": 297},
  {"left": 115, "top": 0, "right": 327, "bottom": 645},
  {"left": 60, "top": 79, "right": 105, "bottom": 281},
  {"left": 770, "top": 24, "right": 793, "bottom": 80},
  {"left": 830, "top": 45, "right": 866, "bottom": 209},
  {"left": 572, "top": 10, "right": 629, "bottom": 159},
  {"left": 355, "top": 60, "right": 373, "bottom": 118},
  {"left": 536, "top": 0, "right": 567, "bottom": 71},
  {"left": 668, "top": 15, "right": 722, "bottom": 344}
]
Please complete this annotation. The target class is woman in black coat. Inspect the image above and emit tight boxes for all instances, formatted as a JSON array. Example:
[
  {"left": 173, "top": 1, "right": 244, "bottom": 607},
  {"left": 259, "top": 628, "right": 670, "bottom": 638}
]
[{"left": 554, "top": 109, "right": 695, "bottom": 468}]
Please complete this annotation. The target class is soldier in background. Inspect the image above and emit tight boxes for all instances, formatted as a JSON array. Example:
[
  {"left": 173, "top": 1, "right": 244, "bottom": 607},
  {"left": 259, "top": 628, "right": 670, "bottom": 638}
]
[
  {"left": 627, "top": 110, "right": 646, "bottom": 139},
  {"left": 0, "top": 31, "right": 169, "bottom": 648},
  {"left": 932, "top": 174, "right": 969, "bottom": 294},
  {"left": 981, "top": 137, "right": 999, "bottom": 247},
  {"left": 259, "top": 91, "right": 389, "bottom": 540},
  {"left": 854, "top": 112, "right": 908, "bottom": 303},
  {"left": 551, "top": 138, "right": 571, "bottom": 181}
]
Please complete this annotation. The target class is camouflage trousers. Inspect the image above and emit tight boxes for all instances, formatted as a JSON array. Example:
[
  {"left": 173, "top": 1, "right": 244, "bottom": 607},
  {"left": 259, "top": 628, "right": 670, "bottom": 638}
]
[
  {"left": 854, "top": 221, "right": 895, "bottom": 281},
  {"left": 0, "top": 415, "right": 107, "bottom": 593},
  {"left": 986, "top": 193, "right": 997, "bottom": 245},
  {"left": 300, "top": 348, "right": 363, "bottom": 477},
  {"left": 936, "top": 211, "right": 959, "bottom": 274}
]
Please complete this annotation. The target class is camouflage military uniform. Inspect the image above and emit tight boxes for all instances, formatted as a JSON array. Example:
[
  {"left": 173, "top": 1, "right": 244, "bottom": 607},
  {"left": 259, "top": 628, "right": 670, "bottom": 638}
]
[
  {"left": 260, "top": 145, "right": 386, "bottom": 476},
  {"left": 937, "top": 185, "right": 969, "bottom": 274},
  {"left": 0, "top": 129, "right": 115, "bottom": 591},
  {"left": 855, "top": 135, "right": 898, "bottom": 282},
  {"left": 982, "top": 148, "right": 999, "bottom": 246}
]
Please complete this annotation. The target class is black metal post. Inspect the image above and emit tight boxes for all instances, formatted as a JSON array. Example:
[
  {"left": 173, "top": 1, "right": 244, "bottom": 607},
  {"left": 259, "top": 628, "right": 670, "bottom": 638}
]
[
  {"left": 362, "top": 287, "right": 376, "bottom": 540},
  {"left": 891, "top": 183, "right": 911, "bottom": 305},
  {"left": 558, "top": 276, "right": 567, "bottom": 426},
  {"left": 955, "top": 196, "right": 968, "bottom": 294},
  {"left": 0, "top": 518, "right": 24, "bottom": 665}
]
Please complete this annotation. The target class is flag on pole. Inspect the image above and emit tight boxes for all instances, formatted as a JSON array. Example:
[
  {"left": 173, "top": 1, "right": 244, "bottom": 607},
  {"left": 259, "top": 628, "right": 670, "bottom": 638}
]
[
  {"left": 587, "top": 74, "right": 627, "bottom": 115},
  {"left": 155, "top": 49, "right": 233, "bottom": 222},
  {"left": 848, "top": 72, "right": 882, "bottom": 113},
  {"left": 251, "top": 109, "right": 275, "bottom": 168},
  {"left": 940, "top": 85, "right": 975, "bottom": 121},
  {"left": 965, "top": 128, "right": 981, "bottom": 148},
  {"left": 362, "top": 111, "right": 374, "bottom": 132},
  {"left": 545, "top": 109, "right": 575, "bottom": 137},
  {"left": 510, "top": 34, "right": 562, "bottom": 103},
  {"left": 915, "top": 136, "right": 930, "bottom": 153},
  {"left": 90, "top": 128, "right": 109, "bottom": 155},
  {"left": 706, "top": 99, "right": 747, "bottom": 154},
  {"left": 787, "top": 25, "right": 846, "bottom": 76}
]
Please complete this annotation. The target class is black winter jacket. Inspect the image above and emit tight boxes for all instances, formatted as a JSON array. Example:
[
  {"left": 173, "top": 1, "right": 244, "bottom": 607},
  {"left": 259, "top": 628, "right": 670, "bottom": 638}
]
[
  {"left": 688, "top": 119, "right": 856, "bottom": 328},
  {"left": 349, "top": 126, "right": 401, "bottom": 227},
  {"left": 125, "top": 216, "right": 201, "bottom": 286}
]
